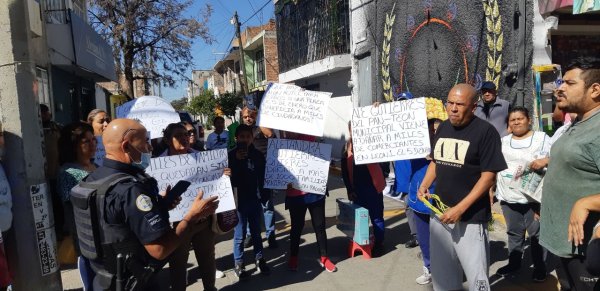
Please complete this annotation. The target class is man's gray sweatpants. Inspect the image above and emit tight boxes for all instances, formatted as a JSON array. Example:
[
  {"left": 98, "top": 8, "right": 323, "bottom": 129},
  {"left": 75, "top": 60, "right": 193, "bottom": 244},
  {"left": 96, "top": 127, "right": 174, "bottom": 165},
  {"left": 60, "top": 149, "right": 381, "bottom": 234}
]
[{"left": 430, "top": 217, "right": 490, "bottom": 291}]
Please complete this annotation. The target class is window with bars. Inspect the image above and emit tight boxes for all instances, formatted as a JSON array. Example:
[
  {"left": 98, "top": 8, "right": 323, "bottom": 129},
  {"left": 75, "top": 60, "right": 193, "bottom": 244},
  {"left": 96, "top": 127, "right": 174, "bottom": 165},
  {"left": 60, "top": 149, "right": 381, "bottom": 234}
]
[
  {"left": 255, "top": 50, "right": 265, "bottom": 83},
  {"left": 276, "top": 0, "right": 350, "bottom": 73}
]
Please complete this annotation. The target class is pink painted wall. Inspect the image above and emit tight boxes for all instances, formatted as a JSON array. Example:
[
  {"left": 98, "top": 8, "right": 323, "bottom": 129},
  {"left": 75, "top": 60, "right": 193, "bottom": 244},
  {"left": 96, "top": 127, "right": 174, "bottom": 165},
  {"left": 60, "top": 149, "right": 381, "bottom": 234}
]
[{"left": 538, "top": 0, "right": 574, "bottom": 14}]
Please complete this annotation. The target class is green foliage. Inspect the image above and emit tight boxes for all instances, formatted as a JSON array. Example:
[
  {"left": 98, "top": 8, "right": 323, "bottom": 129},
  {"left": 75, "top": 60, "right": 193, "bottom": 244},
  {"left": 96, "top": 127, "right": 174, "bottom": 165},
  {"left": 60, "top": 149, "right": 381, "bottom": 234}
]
[
  {"left": 217, "top": 92, "right": 243, "bottom": 117},
  {"left": 170, "top": 98, "right": 188, "bottom": 111},
  {"left": 186, "top": 89, "right": 216, "bottom": 121}
]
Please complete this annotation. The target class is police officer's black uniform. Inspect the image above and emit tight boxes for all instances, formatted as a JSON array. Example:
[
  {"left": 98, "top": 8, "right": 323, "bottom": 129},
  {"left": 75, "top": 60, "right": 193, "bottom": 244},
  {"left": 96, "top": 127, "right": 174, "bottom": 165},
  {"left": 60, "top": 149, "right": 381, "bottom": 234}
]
[{"left": 85, "top": 158, "right": 171, "bottom": 290}]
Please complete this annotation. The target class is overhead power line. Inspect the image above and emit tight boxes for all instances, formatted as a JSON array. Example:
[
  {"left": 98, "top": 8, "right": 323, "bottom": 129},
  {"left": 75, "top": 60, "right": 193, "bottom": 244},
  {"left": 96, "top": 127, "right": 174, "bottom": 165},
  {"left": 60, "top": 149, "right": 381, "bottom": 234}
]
[{"left": 241, "top": 0, "right": 271, "bottom": 25}]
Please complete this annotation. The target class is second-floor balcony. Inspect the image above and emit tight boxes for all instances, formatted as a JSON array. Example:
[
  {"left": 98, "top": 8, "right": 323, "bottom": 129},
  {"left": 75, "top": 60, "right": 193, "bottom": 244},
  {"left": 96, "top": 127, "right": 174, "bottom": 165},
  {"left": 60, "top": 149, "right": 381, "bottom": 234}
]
[{"left": 276, "top": 0, "right": 350, "bottom": 73}]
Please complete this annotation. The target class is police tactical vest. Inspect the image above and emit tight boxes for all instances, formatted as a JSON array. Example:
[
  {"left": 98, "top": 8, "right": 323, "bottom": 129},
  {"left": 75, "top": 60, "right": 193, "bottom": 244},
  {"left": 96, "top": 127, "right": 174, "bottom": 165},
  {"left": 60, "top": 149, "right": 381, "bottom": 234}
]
[
  {"left": 71, "top": 172, "right": 165, "bottom": 290},
  {"left": 70, "top": 173, "right": 135, "bottom": 261}
]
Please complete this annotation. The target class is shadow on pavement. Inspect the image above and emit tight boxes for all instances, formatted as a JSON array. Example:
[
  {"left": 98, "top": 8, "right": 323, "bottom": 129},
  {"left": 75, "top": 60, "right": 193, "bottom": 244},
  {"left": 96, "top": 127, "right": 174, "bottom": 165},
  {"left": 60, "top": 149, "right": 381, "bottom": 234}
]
[
  {"left": 489, "top": 240, "right": 561, "bottom": 291},
  {"left": 491, "top": 273, "right": 559, "bottom": 291},
  {"left": 490, "top": 240, "right": 508, "bottom": 265}
]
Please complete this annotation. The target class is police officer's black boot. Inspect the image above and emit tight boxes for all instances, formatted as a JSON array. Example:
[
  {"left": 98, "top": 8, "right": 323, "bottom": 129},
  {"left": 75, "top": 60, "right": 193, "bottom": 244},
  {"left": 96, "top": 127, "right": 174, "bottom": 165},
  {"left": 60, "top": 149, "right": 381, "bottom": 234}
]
[{"left": 497, "top": 251, "right": 522, "bottom": 276}]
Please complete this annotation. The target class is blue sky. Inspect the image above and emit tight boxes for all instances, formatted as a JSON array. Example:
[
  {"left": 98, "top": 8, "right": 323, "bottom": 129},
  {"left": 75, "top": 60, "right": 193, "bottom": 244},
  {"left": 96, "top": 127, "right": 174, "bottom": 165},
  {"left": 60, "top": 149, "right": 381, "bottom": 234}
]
[{"left": 161, "top": 0, "right": 275, "bottom": 101}]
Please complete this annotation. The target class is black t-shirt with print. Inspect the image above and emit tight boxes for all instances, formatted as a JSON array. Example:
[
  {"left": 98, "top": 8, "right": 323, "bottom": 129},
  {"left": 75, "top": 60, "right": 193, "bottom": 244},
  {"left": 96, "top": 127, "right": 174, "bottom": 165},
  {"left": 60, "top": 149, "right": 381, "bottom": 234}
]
[{"left": 432, "top": 116, "right": 507, "bottom": 223}]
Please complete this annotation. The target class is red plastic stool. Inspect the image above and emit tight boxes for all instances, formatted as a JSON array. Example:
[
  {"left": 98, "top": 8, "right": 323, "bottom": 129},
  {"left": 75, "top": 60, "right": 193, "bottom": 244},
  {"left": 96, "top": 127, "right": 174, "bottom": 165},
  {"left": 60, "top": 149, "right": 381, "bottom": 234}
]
[{"left": 348, "top": 240, "right": 372, "bottom": 259}]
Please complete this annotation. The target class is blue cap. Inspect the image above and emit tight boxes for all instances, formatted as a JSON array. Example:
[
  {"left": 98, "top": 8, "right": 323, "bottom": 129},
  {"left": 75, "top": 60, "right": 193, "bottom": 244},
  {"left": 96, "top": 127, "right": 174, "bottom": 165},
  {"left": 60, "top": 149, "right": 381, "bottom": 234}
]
[
  {"left": 481, "top": 81, "right": 496, "bottom": 91},
  {"left": 395, "top": 92, "right": 414, "bottom": 101}
]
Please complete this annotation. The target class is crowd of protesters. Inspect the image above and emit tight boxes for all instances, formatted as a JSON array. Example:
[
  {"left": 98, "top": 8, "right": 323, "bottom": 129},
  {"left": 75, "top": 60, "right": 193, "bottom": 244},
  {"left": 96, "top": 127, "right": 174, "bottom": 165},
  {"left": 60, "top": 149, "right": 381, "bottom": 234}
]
[{"left": 0, "top": 57, "right": 598, "bottom": 291}]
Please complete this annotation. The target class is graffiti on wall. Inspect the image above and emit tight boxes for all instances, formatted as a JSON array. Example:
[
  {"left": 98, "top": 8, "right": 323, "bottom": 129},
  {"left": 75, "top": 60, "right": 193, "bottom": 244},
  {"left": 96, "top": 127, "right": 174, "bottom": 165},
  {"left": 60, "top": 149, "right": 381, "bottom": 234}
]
[{"left": 379, "top": 0, "right": 525, "bottom": 102}]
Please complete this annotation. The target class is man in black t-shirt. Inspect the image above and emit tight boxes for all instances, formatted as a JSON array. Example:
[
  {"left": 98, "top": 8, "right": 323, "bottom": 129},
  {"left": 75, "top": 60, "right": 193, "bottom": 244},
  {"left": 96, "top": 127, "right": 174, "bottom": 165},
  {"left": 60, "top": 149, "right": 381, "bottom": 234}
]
[{"left": 418, "top": 84, "right": 507, "bottom": 291}]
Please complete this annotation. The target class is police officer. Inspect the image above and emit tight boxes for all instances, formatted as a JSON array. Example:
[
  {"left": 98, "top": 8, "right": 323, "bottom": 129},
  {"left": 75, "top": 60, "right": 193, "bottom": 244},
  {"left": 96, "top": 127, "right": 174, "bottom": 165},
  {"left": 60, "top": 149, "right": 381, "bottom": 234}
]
[{"left": 86, "top": 119, "right": 219, "bottom": 290}]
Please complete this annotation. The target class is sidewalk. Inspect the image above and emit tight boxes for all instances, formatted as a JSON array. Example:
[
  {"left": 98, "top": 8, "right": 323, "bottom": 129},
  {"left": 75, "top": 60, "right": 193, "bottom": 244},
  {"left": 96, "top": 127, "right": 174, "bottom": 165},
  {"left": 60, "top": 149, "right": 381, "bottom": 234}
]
[{"left": 60, "top": 170, "right": 560, "bottom": 291}]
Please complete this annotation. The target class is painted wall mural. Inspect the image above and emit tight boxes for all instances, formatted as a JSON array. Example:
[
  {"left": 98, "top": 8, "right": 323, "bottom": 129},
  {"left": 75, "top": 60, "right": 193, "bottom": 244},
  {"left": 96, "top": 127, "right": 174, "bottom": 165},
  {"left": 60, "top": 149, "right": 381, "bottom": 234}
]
[{"left": 377, "top": 0, "right": 533, "bottom": 105}]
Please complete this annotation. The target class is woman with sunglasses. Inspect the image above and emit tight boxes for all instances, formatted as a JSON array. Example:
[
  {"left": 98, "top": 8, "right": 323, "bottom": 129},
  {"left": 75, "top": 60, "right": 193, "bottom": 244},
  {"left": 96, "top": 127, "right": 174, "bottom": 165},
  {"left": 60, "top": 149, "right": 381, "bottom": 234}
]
[
  {"left": 161, "top": 123, "right": 229, "bottom": 291},
  {"left": 181, "top": 121, "right": 205, "bottom": 151}
]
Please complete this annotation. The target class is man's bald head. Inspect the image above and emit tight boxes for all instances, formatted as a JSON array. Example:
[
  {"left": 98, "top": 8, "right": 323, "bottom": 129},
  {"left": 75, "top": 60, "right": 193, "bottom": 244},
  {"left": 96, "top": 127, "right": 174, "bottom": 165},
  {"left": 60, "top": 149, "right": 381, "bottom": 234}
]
[
  {"left": 449, "top": 83, "right": 478, "bottom": 104},
  {"left": 446, "top": 84, "right": 478, "bottom": 127},
  {"left": 103, "top": 119, "right": 150, "bottom": 163}
]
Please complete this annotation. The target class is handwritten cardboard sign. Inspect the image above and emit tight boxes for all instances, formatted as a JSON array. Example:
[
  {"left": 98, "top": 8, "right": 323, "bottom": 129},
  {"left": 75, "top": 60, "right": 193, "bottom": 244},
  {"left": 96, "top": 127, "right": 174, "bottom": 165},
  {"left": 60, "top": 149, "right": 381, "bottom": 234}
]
[
  {"left": 257, "top": 83, "right": 332, "bottom": 137},
  {"left": 116, "top": 95, "right": 181, "bottom": 139},
  {"left": 94, "top": 136, "right": 105, "bottom": 166},
  {"left": 264, "top": 139, "right": 331, "bottom": 195},
  {"left": 351, "top": 98, "right": 430, "bottom": 164},
  {"left": 145, "top": 149, "right": 235, "bottom": 222}
]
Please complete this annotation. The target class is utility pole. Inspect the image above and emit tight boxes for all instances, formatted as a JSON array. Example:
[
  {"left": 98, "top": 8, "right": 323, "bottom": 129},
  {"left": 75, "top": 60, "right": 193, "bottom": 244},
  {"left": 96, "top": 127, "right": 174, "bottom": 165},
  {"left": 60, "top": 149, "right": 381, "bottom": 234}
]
[
  {"left": 0, "top": 1, "right": 62, "bottom": 290},
  {"left": 233, "top": 11, "right": 250, "bottom": 96}
]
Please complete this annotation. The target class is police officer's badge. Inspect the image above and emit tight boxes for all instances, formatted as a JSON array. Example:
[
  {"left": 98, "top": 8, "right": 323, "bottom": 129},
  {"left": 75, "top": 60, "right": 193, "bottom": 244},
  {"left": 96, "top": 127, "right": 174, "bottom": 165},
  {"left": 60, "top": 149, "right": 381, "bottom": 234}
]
[{"left": 136, "top": 194, "right": 153, "bottom": 212}]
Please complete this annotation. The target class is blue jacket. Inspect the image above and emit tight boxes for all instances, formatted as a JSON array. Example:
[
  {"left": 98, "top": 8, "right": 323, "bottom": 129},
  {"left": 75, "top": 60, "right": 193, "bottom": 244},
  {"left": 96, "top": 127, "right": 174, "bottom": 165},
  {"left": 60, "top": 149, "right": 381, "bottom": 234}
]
[
  {"left": 393, "top": 160, "right": 411, "bottom": 193},
  {"left": 407, "top": 158, "right": 436, "bottom": 214}
]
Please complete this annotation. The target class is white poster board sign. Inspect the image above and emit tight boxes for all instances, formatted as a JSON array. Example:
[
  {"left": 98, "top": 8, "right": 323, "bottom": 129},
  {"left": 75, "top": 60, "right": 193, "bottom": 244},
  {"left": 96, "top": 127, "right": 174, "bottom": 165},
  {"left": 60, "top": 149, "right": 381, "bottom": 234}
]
[
  {"left": 30, "top": 183, "right": 59, "bottom": 276},
  {"left": 257, "top": 83, "right": 332, "bottom": 137},
  {"left": 264, "top": 139, "right": 332, "bottom": 195},
  {"left": 351, "top": 98, "right": 430, "bottom": 164},
  {"left": 145, "top": 149, "right": 235, "bottom": 222},
  {"left": 116, "top": 95, "right": 181, "bottom": 139},
  {"left": 94, "top": 136, "right": 105, "bottom": 166}
]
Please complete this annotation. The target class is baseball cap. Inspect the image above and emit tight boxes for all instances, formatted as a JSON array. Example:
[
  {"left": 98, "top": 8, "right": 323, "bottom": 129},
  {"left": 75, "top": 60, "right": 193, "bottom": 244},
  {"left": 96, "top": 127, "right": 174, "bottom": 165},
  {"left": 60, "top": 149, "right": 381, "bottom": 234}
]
[
  {"left": 395, "top": 92, "right": 414, "bottom": 101},
  {"left": 481, "top": 81, "right": 496, "bottom": 91}
]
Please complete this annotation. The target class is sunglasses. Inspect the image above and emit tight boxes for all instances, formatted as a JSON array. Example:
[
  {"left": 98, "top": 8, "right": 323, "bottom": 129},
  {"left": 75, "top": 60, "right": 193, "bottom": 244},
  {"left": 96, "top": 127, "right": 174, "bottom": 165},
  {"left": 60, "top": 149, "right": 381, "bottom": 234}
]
[
  {"left": 187, "top": 129, "right": 196, "bottom": 135},
  {"left": 175, "top": 132, "right": 192, "bottom": 138}
]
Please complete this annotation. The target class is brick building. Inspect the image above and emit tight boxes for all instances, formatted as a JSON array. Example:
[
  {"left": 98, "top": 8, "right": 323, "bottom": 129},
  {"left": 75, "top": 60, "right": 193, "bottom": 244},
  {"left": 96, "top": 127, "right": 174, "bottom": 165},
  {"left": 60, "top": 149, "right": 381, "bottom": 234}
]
[
  {"left": 213, "top": 19, "right": 279, "bottom": 99},
  {"left": 241, "top": 19, "right": 279, "bottom": 92}
]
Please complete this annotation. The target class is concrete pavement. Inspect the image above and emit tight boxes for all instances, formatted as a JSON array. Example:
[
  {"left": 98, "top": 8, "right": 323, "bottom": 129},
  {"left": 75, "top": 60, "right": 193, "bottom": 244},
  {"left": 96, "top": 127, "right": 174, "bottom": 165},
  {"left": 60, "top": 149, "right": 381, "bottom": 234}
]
[{"left": 60, "top": 172, "right": 561, "bottom": 291}]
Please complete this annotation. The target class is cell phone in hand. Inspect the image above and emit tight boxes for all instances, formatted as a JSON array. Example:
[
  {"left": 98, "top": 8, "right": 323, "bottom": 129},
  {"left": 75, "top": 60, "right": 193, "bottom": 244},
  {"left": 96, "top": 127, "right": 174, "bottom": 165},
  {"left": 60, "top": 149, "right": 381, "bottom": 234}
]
[{"left": 166, "top": 180, "right": 191, "bottom": 204}]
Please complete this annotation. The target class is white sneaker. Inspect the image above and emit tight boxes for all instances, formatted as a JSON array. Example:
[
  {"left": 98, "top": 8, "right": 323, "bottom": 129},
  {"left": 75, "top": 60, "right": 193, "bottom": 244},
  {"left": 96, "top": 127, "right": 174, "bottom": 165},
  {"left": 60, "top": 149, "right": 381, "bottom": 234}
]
[
  {"left": 415, "top": 266, "right": 431, "bottom": 285},
  {"left": 215, "top": 269, "right": 225, "bottom": 279}
]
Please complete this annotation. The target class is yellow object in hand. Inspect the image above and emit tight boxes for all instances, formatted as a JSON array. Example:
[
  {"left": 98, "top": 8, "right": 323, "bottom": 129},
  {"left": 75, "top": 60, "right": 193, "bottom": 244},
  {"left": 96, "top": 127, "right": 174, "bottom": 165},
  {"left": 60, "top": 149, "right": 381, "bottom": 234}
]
[{"left": 418, "top": 194, "right": 450, "bottom": 216}]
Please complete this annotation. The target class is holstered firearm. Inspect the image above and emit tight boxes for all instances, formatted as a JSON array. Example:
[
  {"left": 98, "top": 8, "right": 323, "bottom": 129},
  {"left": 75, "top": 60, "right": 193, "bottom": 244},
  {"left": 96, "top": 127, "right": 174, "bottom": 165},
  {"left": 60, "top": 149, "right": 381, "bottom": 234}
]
[{"left": 123, "top": 254, "right": 157, "bottom": 291}]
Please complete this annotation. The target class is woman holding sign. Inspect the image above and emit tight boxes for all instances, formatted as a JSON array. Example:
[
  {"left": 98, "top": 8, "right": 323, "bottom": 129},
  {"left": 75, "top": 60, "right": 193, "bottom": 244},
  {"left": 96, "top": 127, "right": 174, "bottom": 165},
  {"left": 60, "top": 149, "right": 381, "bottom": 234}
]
[
  {"left": 282, "top": 131, "right": 337, "bottom": 273},
  {"left": 341, "top": 122, "right": 387, "bottom": 257},
  {"left": 161, "top": 123, "right": 229, "bottom": 291},
  {"left": 494, "top": 107, "right": 549, "bottom": 281}
]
